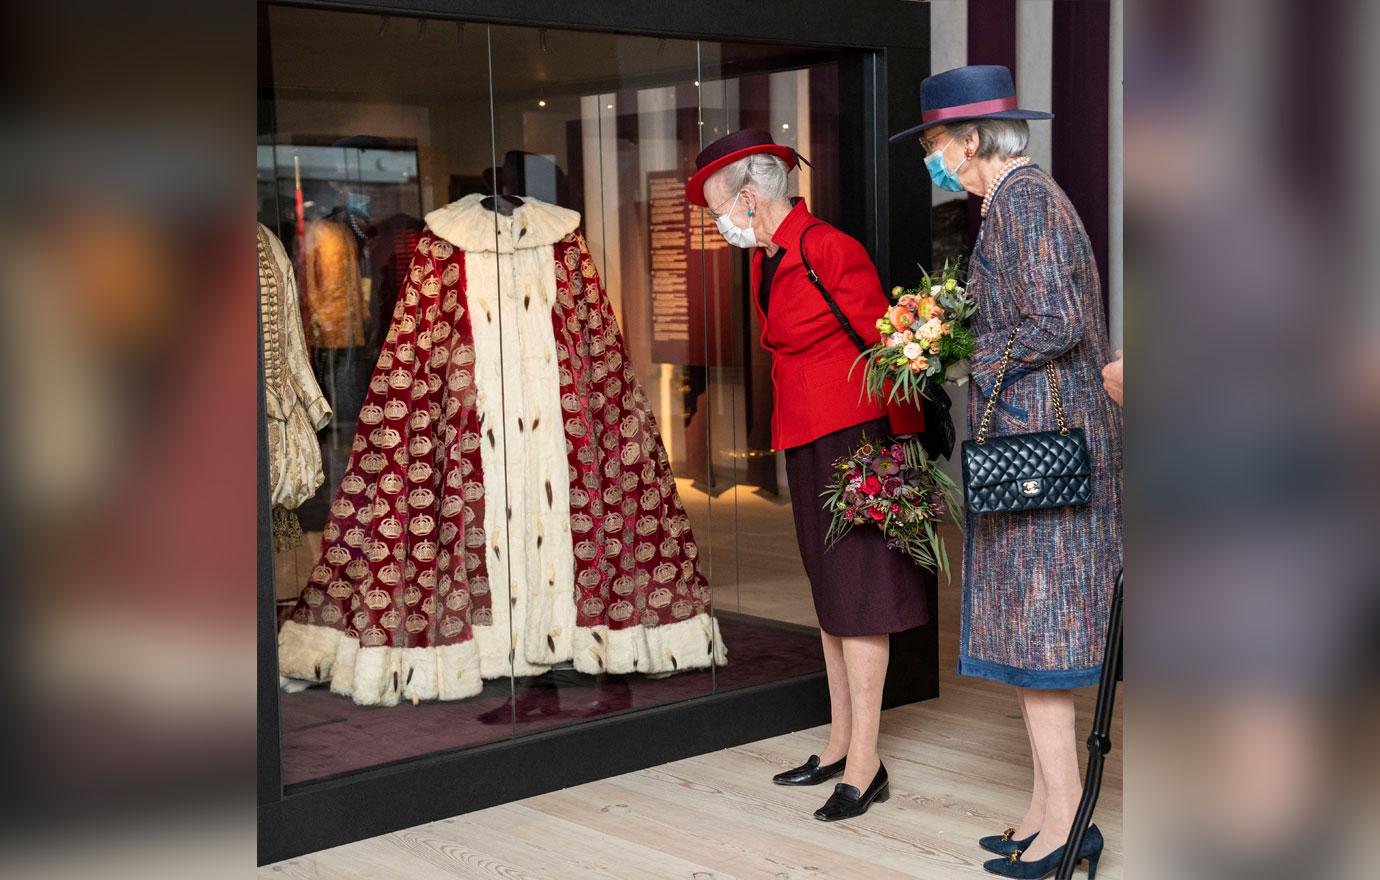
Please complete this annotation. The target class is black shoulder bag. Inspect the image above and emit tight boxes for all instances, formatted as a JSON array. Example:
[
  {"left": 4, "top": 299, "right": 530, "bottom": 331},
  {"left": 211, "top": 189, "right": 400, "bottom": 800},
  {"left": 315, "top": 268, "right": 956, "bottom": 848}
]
[
  {"left": 960, "top": 323, "right": 1091, "bottom": 514},
  {"left": 798, "top": 223, "right": 956, "bottom": 461}
]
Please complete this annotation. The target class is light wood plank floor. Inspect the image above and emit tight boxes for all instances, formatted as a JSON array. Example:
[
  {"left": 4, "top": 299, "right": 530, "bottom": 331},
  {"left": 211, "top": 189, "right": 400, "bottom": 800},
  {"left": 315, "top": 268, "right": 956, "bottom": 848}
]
[{"left": 263, "top": 506, "right": 1123, "bottom": 879}]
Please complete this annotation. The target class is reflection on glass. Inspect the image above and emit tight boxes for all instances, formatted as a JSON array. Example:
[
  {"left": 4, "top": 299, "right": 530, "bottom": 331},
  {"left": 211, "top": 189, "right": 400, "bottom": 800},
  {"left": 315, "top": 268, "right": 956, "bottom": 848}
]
[
  {"left": 696, "top": 50, "right": 843, "bottom": 692},
  {"left": 260, "top": 6, "right": 516, "bottom": 786},
  {"left": 484, "top": 25, "right": 722, "bottom": 730},
  {"left": 259, "top": 4, "right": 843, "bottom": 787}
]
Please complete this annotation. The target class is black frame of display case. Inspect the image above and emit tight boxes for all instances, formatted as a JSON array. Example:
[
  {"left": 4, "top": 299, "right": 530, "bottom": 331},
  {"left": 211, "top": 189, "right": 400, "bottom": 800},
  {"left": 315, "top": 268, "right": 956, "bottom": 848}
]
[{"left": 258, "top": 0, "right": 932, "bottom": 864}]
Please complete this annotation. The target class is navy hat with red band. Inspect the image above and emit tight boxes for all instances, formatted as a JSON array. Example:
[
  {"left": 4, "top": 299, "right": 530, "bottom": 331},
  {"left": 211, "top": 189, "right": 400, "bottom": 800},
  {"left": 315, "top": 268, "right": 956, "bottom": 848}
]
[
  {"left": 685, "top": 128, "right": 810, "bottom": 206},
  {"left": 889, "top": 65, "right": 1052, "bottom": 143}
]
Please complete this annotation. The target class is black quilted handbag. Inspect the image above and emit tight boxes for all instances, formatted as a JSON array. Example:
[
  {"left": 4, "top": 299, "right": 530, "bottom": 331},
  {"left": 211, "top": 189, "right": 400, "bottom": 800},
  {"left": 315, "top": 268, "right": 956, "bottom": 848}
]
[{"left": 961, "top": 323, "right": 1091, "bottom": 514}]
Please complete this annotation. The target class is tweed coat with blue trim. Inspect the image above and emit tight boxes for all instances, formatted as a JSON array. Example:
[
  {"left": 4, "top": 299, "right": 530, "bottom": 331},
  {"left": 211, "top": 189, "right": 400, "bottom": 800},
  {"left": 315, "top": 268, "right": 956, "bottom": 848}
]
[{"left": 959, "top": 166, "right": 1123, "bottom": 688}]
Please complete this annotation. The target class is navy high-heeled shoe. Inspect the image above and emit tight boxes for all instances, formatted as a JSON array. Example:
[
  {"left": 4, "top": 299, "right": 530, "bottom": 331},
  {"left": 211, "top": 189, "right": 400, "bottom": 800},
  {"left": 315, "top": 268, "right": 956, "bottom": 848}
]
[
  {"left": 981, "top": 824, "right": 1103, "bottom": 879},
  {"left": 979, "top": 827, "right": 1039, "bottom": 856}
]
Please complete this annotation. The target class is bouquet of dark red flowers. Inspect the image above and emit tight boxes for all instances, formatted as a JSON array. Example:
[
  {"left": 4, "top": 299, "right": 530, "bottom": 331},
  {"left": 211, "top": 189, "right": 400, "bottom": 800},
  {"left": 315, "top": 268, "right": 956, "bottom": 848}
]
[{"left": 821, "top": 433, "right": 961, "bottom": 578}]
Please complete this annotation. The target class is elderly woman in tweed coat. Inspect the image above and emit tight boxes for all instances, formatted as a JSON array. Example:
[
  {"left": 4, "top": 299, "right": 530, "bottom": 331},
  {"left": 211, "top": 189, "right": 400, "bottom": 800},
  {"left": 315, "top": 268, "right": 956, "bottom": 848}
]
[{"left": 898, "top": 65, "right": 1122, "bottom": 874}]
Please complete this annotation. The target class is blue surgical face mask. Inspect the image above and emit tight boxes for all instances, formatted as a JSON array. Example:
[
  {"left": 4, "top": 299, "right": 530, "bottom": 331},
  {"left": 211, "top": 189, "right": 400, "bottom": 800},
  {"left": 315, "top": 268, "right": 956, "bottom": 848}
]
[{"left": 924, "top": 138, "right": 967, "bottom": 193}]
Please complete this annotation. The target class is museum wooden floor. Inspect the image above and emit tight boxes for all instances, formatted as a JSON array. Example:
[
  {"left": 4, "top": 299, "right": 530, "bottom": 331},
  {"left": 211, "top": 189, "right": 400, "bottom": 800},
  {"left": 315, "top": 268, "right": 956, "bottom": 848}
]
[{"left": 263, "top": 485, "right": 1123, "bottom": 879}]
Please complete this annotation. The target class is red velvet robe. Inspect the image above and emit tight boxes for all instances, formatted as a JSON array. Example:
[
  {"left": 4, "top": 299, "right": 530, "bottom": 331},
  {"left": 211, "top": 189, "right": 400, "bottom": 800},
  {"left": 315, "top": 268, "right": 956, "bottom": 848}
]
[{"left": 279, "top": 195, "right": 726, "bottom": 706}]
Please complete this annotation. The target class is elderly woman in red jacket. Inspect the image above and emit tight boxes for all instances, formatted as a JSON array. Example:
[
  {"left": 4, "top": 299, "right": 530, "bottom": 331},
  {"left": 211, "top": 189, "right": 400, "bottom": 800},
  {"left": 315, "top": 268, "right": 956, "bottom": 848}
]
[{"left": 687, "top": 130, "right": 927, "bottom": 822}]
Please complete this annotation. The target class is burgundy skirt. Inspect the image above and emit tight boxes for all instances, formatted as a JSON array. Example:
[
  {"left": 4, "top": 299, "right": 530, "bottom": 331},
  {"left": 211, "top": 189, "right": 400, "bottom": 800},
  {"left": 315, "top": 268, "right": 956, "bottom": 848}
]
[{"left": 785, "top": 417, "right": 929, "bottom": 636}]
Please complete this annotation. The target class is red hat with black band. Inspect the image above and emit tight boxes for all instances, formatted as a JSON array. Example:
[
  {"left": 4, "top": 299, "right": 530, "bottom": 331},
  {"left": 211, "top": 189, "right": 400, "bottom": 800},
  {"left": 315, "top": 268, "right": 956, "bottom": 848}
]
[
  {"left": 889, "top": 65, "right": 1052, "bottom": 143},
  {"left": 685, "top": 129, "right": 810, "bottom": 207}
]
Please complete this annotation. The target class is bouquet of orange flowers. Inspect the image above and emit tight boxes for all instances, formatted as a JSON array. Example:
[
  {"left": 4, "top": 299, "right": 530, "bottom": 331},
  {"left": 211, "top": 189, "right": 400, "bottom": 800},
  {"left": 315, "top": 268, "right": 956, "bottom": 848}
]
[
  {"left": 821, "top": 434, "right": 960, "bottom": 577},
  {"left": 854, "top": 258, "right": 977, "bottom": 405}
]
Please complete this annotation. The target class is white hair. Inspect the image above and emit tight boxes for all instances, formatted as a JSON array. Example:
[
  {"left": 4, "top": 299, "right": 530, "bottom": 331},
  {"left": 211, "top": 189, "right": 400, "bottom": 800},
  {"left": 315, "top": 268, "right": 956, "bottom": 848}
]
[
  {"left": 945, "top": 119, "right": 1030, "bottom": 160},
  {"left": 710, "top": 152, "right": 791, "bottom": 204}
]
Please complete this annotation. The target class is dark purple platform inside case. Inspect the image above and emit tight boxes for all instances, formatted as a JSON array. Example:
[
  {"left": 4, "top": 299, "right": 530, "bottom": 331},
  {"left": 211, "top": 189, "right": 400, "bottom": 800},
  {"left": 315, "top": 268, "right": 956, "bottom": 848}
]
[{"left": 279, "top": 613, "right": 824, "bottom": 786}]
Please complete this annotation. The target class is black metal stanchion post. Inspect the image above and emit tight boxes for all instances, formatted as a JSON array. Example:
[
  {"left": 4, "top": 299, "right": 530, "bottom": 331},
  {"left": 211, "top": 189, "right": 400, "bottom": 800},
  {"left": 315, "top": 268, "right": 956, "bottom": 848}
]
[{"left": 1056, "top": 568, "right": 1123, "bottom": 879}]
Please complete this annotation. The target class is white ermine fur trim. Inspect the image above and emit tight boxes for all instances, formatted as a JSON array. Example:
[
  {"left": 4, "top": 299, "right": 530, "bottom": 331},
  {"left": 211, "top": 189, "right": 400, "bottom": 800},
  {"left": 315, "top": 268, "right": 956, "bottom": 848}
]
[
  {"left": 283, "top": 615, "right": 723, "bottom": 704},
  {"left": 465, "top": 240, "right": 573, "bottom": 679},
  {"left": 467, "top": 249, "right": 519, "bottom": 679},
  {"left": 278, "top": 676, "right": 313, "bottom": 694},
  {"left": 310, "top": 639, "right": 485, "bottom": 705},
  {"left": 512, "top": 244, "right": 576, "bottom": 668},
  {"left": 572, "top": 613, "right": 727, "bottom": 676},
  {"left": 426, "top": 194, "right": 580, "bottom": 254},
  {"left": 349, "top": 646, "right": 401, "bottom": 707},
  {"left": 328, "top": 635, "right": 359, "bottom": 697},
  {"left": 399, "top": 647, "right": 438, "bottom": 703},
  {"left": 277, "top": 620, "right": 342, "bottom": 683},
  {"left": 437, "top": 641, "right": 483, "bottom": 701}
]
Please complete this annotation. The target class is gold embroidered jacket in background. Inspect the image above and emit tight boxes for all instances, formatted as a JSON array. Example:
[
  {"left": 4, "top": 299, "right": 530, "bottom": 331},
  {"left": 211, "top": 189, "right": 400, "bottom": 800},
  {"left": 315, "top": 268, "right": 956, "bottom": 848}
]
[
  {"left": 302, "top": 219, "right": 367, "bottom": 348},
  {"left": 258, "top": 224, "right": 332, "bottom": 509}
]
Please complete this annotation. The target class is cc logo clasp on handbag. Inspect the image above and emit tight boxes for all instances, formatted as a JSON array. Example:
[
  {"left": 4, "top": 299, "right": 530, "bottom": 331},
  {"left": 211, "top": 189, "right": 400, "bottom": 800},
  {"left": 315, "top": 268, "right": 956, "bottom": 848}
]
[{"left": 1020, "top": 479, "right": 1041, "bottom": 496}]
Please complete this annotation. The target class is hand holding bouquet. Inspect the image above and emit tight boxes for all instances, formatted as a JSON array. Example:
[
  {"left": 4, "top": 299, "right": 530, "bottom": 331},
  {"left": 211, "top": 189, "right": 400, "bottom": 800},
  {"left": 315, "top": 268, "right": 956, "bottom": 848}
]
[
  {"left": 855, "top": 259, "right": 977, "bottom": 405},
  {"left": 821, "top": 434, "right": 961, "bottom": 578}
]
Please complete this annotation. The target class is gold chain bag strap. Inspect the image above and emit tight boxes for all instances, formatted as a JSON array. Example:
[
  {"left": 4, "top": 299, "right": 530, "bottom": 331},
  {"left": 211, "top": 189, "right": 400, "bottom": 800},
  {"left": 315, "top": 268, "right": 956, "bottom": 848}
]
[{"left": 960, "top": 323, "right": 1091, "bottom": 514}]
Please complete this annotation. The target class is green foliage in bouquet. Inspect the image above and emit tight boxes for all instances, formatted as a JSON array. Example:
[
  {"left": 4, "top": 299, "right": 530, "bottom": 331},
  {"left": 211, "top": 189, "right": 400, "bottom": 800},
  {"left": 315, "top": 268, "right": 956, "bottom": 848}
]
[
  {"left": 852, "top": 257, "right": 978, "bottom": 406},
  {"left": 820, "top": 434, "right": 962, "bottom": 579}
]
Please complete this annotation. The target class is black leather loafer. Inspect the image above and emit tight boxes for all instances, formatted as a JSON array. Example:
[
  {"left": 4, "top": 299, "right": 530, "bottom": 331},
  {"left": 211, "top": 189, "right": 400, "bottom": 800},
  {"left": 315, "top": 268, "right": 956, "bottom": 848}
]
[
  {"left": 773, "top": 754, "right": 846, "bottom": 786},
  {"left": 812, "top": 763, "right": 890, "bottom": 821}
]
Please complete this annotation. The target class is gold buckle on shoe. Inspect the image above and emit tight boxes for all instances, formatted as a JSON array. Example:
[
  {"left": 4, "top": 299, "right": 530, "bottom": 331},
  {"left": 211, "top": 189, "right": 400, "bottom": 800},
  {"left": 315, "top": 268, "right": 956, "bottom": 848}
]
[
  {"left": 1001, "top": 828, "right": 1016, "bottom": 842},
  {"left": 1009, "top": 850, "right": 1022, "bottom": 863}
]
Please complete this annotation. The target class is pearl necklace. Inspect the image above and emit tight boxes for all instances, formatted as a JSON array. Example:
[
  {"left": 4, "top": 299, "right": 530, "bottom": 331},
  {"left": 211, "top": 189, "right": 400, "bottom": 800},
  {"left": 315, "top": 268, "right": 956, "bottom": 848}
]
[{"left": 980, "top": 156, "right": 1033, "bottom": 218}]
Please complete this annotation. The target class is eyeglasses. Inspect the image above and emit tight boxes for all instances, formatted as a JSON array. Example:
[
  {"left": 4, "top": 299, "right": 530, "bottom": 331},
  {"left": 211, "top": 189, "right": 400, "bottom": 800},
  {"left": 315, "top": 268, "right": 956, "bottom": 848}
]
[
  {"left": 707, "top": 188, "right": 745, "bottom": 221},
  {"left": 918, "top": 134, "right": 942, "bottom": 155}
]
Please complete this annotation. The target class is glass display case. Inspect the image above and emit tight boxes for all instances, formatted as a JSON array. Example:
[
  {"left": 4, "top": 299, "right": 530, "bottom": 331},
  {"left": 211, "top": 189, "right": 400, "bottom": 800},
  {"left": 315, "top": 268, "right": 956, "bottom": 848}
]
[{"left": 258, "top": 0, "right": 932, "bottom": 863}]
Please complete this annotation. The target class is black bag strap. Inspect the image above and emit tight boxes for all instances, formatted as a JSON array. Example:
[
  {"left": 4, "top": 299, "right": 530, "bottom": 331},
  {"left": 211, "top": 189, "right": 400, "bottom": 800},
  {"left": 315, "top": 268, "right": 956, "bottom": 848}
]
[
  {"left": 797, "top": 222, "right": 956, "bottom": 460},
  {"left": 799, "top": 223, "right": 868, "bottom": 353}
]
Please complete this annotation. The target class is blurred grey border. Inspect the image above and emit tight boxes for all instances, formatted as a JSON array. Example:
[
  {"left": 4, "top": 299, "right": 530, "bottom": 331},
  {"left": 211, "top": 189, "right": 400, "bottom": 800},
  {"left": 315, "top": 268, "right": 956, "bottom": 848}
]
[{"left": 0, "top": 1, "right": 1377, "bottom": 878}]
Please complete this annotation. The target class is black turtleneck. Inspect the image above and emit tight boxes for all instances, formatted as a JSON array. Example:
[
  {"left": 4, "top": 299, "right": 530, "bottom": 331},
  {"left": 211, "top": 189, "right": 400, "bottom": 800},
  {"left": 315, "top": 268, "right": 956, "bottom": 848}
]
[{"left": 757, "top": 246, "right": 787, "bottom": 316}]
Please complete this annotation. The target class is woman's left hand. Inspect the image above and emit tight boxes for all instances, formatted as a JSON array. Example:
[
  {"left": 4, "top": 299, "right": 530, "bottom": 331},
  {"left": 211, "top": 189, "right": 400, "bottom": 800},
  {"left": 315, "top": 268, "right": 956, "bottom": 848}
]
[
  {"left": 1101, "top": 349, "right": 1123, "bottom": 406},
  {"left": 944, "top": 359, "right": 971, "bottom": 386}
]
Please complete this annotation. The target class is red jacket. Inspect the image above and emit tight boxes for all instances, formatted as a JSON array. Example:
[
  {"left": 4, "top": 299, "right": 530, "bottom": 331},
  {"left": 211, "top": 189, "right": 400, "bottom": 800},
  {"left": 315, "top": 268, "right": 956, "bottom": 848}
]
[{"left": 752, "top": 200, "right": 926, "bottom": 450}]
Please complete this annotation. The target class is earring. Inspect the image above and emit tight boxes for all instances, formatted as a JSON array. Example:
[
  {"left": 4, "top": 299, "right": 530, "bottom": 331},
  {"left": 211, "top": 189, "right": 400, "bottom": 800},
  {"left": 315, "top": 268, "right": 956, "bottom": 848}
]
[
  {"left": 748, "top": 209, "right": 754, "bottom": 217},
  {"left": 965, "top": 148, "right": 974, "bottom": 159}
]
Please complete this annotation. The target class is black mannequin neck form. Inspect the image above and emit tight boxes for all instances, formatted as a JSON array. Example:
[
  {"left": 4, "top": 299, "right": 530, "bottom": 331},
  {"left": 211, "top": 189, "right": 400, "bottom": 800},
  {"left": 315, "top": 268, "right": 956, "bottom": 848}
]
[{"left": 481, "top": 194, "right": 525, "bottom": 216}]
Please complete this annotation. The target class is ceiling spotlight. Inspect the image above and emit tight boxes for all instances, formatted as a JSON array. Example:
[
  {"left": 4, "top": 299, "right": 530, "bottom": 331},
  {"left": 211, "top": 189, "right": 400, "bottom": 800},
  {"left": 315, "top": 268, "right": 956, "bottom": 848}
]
[
  {"left": 606, "top": 103, "right": 614, "bottom": 110},
  {"left": 781, "top": 123, "right": 790, "bottom": 130},
  {"left": 693, "top": 80, "right": 700, "bottom": 87},
  {"left": 538, "top": 99, "right": 547, "bottom": 107}
]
